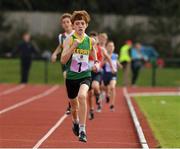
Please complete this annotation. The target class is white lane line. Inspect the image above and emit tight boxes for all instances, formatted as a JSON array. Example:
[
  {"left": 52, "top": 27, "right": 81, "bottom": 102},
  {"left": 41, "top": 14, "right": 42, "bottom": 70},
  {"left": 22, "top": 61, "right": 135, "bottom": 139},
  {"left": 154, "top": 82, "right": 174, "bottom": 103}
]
[
  {"left": 0, "top": 85, "right": 59, "bottom": 115},
  {"left": 33, "top": 114, "right": 68, "bottom": 149},
  {"left": 129, "top": 91, "right": 180, "bottom": 97},
  {"left": 123, "top": 87, "right": 149, "bottom": 149},
  {"left": 0, "top": 84, "right": 26, "bottom": 97}
]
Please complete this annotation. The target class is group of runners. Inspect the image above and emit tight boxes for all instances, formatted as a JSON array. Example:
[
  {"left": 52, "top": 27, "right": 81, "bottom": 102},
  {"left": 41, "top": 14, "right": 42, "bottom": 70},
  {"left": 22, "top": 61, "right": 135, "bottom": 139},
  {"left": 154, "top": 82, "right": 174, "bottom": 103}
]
[{"left": 51, "top": 10, "right": 122, "bottom": 143}]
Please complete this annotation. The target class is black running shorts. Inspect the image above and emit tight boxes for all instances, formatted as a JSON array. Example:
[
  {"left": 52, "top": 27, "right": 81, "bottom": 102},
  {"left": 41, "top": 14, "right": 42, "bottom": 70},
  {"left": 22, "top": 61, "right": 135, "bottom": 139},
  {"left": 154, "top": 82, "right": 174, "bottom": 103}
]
[
  {"left": 103, "top": 72, "right": 117, "bottom": 86},
  {"left": 91, "top": 71, "right": 102, "bottom": 83},
  {"left": 66, "top": 77, "right": 92, "bottom": 99}
]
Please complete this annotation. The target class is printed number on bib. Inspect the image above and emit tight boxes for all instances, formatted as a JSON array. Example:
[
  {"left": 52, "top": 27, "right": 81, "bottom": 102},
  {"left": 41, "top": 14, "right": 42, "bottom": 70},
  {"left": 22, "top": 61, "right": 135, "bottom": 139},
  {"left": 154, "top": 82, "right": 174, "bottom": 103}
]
[
  {"left": 105, "top": 61, "right": 117, "bottom": 72},
  {"left": 70, "top": 53, "right": 89, "bottom": 73}
]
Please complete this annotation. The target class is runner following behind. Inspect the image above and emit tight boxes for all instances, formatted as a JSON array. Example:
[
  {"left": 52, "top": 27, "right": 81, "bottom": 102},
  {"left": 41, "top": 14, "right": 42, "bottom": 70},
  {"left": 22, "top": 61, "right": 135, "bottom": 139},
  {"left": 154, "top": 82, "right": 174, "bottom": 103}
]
[
  {"left": 88, "top": 31, "right": 103, "bottom": 120},
  {"left": 103, "top": 41, "right": 122, "bottom": 111},
  {"left": 51, "top": 13, "right": 74, "bottom": 115},
  {"left": 88, "top": 31, "right": 116, "bottom": 119},
  {"left": 96, "top": 33, "right": 116, "bottom": 112}
]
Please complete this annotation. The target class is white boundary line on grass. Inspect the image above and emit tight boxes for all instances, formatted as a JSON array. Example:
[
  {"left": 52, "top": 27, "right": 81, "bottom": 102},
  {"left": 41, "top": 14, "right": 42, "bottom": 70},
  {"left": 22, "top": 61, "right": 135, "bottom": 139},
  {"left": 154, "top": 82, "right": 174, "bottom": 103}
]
[
  {"left": 129, "top": 91, "right": 180, "bottom": 97},
  {"left": 0, "top": 85, "right": 59, "bottom": 115},
  {"left": 33, "top": 114, "right": 68, "bottom": 149},
  {"left": 123, "top": 87, "right": 149, "bottom": 149},
  {"left": 0, "top": 84, "right": 25, "bottom": 97}
]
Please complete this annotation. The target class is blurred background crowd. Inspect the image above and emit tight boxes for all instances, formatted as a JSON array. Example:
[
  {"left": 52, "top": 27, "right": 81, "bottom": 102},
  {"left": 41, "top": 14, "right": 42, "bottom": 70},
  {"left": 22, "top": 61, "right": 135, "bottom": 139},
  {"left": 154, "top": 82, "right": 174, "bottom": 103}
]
[{"left": 0, "top": 0, "right": 179, "bottom": 86}]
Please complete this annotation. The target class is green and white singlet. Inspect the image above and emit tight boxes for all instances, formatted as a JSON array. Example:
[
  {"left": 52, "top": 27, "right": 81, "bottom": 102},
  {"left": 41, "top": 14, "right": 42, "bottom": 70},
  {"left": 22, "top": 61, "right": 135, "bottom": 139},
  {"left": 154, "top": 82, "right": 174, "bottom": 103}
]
[{"left": 66, "top": 34, "right": 92, "bottom": 80}]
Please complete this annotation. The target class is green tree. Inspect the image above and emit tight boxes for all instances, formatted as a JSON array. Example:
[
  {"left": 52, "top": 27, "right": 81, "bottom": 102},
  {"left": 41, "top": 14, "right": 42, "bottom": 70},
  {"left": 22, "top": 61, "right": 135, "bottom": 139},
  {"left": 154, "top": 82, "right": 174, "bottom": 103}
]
[
  {"left": 147, "top": 0, "right": 180, "bottom": 58},
  {"left": 0, "top": 13, "right": 12, "bottom": 55}
]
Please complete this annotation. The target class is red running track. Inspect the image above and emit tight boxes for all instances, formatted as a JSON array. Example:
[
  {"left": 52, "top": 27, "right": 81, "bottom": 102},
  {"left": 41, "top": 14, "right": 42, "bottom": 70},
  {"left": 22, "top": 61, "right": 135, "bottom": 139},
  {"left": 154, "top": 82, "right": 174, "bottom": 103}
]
[
  {"left": 0, "top": 84, "right": 19, "bottom": 93},
  {"left": 2, "top": 84, "right": 176, "bottom": 148}
]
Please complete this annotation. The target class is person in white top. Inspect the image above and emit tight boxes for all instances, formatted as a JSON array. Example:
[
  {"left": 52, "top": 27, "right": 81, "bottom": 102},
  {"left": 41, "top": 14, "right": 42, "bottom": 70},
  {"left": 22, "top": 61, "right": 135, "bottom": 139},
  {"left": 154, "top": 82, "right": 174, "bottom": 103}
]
[
  {"left": 51, "top": 13, "right": 74, "bottom": 115},
  {"left": 103, "top": 41, "right": 122, "bottom": 111}
]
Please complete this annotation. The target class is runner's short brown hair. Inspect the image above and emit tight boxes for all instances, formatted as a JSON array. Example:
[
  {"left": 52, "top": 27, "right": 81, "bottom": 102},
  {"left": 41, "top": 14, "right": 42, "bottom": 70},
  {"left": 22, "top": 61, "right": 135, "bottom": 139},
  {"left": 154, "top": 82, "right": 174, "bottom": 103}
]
[
  {"left": 60, "top": 13, "right": 72, "bottom": 22},
  {"left": 71, "top": 10, "right": 90, "bottom": 24}
]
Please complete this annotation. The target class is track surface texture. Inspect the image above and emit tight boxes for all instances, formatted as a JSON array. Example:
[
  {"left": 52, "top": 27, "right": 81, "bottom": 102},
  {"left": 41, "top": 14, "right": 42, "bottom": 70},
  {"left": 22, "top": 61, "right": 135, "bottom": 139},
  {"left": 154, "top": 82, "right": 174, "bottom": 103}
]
[{"left": 0, "top": 84, "right": 178, "bottom": 148}]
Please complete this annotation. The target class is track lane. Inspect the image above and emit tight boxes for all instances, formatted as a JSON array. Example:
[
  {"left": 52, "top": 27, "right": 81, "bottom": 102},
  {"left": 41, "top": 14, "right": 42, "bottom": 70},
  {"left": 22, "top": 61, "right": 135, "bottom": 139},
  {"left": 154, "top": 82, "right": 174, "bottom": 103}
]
[
  {"left": 0, "top": 85, "right": 52, "bottom": 110},
  {"left": 0, "top": 85, "right": 68, "bottom": 148},
  {"left": 0, "top": 84, "right": 25, "bottom": 97},
  {"left": 0, "top": 85, "right": 58, "bottom": 115},
  {"left": 0, "top": 84, "right": 19, "bottom": 93},
  {"left": 1, "top": 85, "right": 172, "bottom": 148},
  {"left": 40, "top": 88, "right": 140, "bottom": 148}
]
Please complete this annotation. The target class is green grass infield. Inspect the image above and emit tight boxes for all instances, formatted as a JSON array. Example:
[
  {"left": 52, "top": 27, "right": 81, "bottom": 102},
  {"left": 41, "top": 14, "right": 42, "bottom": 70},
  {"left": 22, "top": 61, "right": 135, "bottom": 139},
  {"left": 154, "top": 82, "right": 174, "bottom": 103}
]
[
  {"left": 0, "top": 58, "right": 179, "bottom": 86},
  {"left": 135, "top": 96, "right": 180, "bottom": 148}
]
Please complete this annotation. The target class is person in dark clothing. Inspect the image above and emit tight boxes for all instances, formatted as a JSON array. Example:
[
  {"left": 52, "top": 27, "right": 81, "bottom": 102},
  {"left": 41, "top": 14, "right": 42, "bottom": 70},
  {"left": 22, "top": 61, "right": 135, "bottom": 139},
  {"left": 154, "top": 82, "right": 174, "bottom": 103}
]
[
  {"left": 12, "top": 32, "right": 39, "bottom": 83},
  {"left": 131, "top": 43, "right": 144, "bottom": 86}
]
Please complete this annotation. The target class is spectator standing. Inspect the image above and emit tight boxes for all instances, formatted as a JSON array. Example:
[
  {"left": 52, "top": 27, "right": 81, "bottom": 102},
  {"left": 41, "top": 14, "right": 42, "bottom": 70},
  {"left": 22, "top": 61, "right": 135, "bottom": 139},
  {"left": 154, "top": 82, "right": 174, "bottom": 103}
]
[
  {"left": 119, "top": 40, "right": 132, "bottom": 86},
  {"left": 131, "top": 43, "right": 144, "bottom": 86},
  {"left": 11, "top": 32, "right": 39, "bottom": 83}
]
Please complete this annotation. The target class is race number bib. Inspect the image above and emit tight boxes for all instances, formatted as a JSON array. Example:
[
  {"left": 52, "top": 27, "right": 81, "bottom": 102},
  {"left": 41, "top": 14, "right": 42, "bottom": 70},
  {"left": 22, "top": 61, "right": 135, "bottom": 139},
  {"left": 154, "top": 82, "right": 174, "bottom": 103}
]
[
  {"left": 70, "top": 53, "right": 89, "bottom": 73},
  {"left": 105, "top": 61, "right": 117, "bottom": 72}
]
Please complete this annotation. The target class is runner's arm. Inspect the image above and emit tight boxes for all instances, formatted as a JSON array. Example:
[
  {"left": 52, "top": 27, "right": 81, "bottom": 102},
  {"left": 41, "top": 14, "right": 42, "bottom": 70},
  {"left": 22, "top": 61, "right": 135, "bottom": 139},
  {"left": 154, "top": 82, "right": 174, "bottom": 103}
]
[
  {"left": 61, "top": 37, "right": 79, "bottom": 64},
  {"left": 117, "top": 60, "right": 123, "bottom": 69},
  {"left": 51, "top": 44, "right": 62, "bottom": 63},
  {"left": 102, "top": 49, "right": 115, "bottom": 72},
  {"left": 91, "top": 38, "right": 101, "bottom": 72},
  {"left": 91, "top": 38, "right": 98, "bottom": 61}
]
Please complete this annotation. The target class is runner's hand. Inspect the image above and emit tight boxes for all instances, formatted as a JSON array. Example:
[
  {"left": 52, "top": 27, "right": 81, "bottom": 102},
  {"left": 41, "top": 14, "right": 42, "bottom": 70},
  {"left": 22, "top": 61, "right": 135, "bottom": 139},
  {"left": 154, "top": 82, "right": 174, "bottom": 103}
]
[
  {"left": 51, "top": 53, "right": 57, "bottom": 63},
  {"left": 92, "top": 61, "right": 100, "bottom": 72},
  {"left": 72, "top": 39, "right": 81, "bottom": 48},
  {"left": 111, "top": 67, "right": 116, "bottom": 74}
]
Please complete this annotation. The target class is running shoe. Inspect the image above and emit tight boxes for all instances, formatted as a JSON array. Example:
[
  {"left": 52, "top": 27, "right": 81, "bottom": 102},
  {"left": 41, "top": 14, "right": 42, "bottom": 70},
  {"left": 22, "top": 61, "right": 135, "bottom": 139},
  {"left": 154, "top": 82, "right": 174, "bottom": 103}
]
[
  {"left": 106, "top": 96, "right": 110, "bottom": 103},
  {"left": 110, "top": 105, "right": 115, "bottom": 112},
  {"left": 72, "top": 122, "right": 79, "bottom": 136},
  {"left": 65, "top": 103, "right": 71, "bottom": 115},
  {"left": 79, "top": 131, "right": 87, "bottom": 142},
  {"left": 96, "top": 104, "right": 102, "bottom": 113},
  {"left": 88, "top": 110, "right": 94, "bottom": 120}
]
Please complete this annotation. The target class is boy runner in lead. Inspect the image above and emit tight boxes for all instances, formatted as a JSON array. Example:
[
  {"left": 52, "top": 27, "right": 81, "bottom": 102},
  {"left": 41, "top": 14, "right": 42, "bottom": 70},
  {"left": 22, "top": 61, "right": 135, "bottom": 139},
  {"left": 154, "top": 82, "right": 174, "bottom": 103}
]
[{"left": 61, "top": 10, "right": 99, "bottom": 142}]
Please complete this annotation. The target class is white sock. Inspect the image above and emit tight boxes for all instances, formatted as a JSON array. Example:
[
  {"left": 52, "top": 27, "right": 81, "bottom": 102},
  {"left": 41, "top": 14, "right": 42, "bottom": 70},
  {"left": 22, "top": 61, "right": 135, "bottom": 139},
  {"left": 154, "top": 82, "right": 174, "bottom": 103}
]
[
  {"left": 79, "top": 124, "right": 86, "bottom": 133},
  {"left": 73, "top": 118, "right": 79, "bottom": 124}
]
